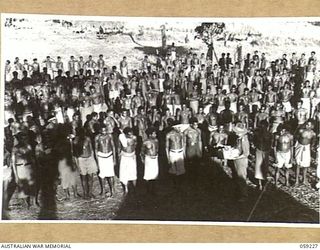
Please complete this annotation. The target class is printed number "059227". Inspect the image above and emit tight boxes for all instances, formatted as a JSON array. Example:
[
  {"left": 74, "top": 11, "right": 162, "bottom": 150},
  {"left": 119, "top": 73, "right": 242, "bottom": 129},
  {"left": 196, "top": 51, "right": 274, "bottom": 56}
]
[{"left": 300, "top": 244, "right": 318, "bottom": 248}]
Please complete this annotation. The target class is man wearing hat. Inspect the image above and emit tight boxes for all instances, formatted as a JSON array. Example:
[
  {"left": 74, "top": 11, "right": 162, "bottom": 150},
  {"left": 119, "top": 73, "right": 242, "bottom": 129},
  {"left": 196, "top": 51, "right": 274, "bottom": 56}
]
[{"left": 229, "top": 122, "right": 250, "bottom": 202}]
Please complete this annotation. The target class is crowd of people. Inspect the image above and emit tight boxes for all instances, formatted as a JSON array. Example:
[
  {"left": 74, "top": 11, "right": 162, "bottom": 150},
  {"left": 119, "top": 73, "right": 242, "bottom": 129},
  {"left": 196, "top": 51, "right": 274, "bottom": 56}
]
[{"left": 2, "top": 43, "right": 320, "bottom": 215}]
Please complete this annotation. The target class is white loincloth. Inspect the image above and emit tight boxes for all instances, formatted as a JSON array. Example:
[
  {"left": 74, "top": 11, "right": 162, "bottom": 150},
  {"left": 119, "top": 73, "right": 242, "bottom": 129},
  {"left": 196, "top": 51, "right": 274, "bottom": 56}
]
[
  {"left": 119, "top": 151, "right": 137, "bottom": 184},
  {"left": 55, "top": 107, "right": 64, "bottom": 124},
  {"left": 159, "top": 79, "right": 164, "bottom": 92},
  {"left": 275, "top": 151, "right": 292, "bottom": 169},
  {"left": 282, "top": 101, "right": 292, "bottom": 113},
  {"left": 143, "top": 155, "right": 159, "bottom": 181},
  {"left": 204, "top": 104, "right": 212, "bottom": 115},
  {"left": 80, "top": 106, "right": 93, "bottom": 125},
  {"left": 247, "top": 76, "right": 253, "bottom": 89},
  {"left": 66, "top": 108, "right": 75, "bottom": 122},
  {"left": 230, "top": 102, "right": 237, "bottom": 113},
  {"left": 301, "top": 97, "right": 311, "bottom": 117},
  {"left": 109, "top": 90, "right": 120, "bottom": 100},
  {"left": 168, "top": 149, "right": 185, "bottom": 176},
  {"left": 217, "top": 105, "right": 225, "bottom": 114},
  {"left": 97, "top": 151, "right": 115, "bottom": 178},
  {"left": 189, "top": 100, "right": 199, "bottom": 114},
  {"left": 208, "top": 124, "right": 218, "bottom": 132},
  {"left": 93, "top": 103, "right": 102, "bottom": 114},
  {"left": 167, "top": 104, "right": 181, "bottom": 116},
  {"left": 295, "top": 142, "right": 311, "bottom": 168}
]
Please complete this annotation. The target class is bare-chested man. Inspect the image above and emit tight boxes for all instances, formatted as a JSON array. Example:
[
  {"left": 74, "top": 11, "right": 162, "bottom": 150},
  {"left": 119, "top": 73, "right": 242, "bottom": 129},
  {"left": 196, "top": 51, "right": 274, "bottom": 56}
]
[
  {"left": 270, "top": 102, "right": 286, "bottom": 134},
  {"left": 166, "top": 118, "right": 186, "bottom": 188},
  {"left": 184, "top": 117, "right": 202, "bottom": 160},
  {"left": 90, "top": 86, "right": 104, "bottom": 114},
  {"left": 74, "top": 128, "right": 98, "bottom": 199},
  {"left": 95, "top": 125, "right": 116, "bottom": 197},
  {"left": 141, "top": 127, "right": 159, "bottom": 194},
  {"left": 254, "top": 105, "right": 269, "bottom": 128},
  {"left": 118, "top": 109, "right": 132, "bottom": 131},
  {"left": 134, "top": 107, "right": 148, "bottom": 141},
  {"left": 119, "top": 127, "right": 137, "bottom": 194},
  {"left": 235, "top": 104, "right": 248, "bottom": 129},
  {"left": 294, "top": 120, "right": 316, "bottom": 185},
  {"left": 280, "top": 84, "right": 292, "bottom": 113},
  {"left": 131, "top": 91, "right": 145, "bottom": 117},
  {"left": 264, "top": 84, "right": 278, "bottom": 111},
  {"left": 294, "top": 100, "right": 308, "bottom": 130},
  {"left": 215, "top": 87, "right": 226, "bottom": 114},
  {"left": 274, "top": 125, "right": 294, "bottom": 186}
]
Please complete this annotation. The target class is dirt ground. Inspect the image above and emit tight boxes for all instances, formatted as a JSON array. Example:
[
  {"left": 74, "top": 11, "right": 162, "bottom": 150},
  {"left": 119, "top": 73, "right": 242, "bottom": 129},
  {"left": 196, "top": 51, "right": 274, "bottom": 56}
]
[
  {"left": 3, "top": 18, "right": 320, "bottom": 223},
  {"left": 5, "top": 152, "right": 319, "bottom": 223}
]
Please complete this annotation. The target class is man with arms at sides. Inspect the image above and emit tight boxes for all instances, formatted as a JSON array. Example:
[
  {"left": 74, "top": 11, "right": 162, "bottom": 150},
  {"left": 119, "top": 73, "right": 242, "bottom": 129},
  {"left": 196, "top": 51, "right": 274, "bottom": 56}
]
[
  {"left": 253, "top": 120, "right": 273, "bottom": 190},
  {"left": 166, "top": 118, "right": 186, "bottom": 190},
  {"left": 95, "top": 125, "right": 117, "bottom": 198},
  {"left": 294, "top": 100, "right": 308, "bottom": 132},
  {"left": 183, "top": 118, "right": 202, "bottom": 185},
  {"left": 118, "top": 109, "right": 132, "bottom": 131},
  {"left": 294, "top": 120, "right": 316, "bottom": 186},
  {"left": 254, "top": 104, "right": 269, "bottom": 129},
  {"left": 119, "top": 127, "right": 138, "bottom": 194},
  {"left": 141, "top": 127, "right": 159, "bottom": 194},
  {"left": 274, "top": 125, "right": 294, "bottom": 187},
  {"left": 73, "top": 128, "right": 98, "bottom": 199}
]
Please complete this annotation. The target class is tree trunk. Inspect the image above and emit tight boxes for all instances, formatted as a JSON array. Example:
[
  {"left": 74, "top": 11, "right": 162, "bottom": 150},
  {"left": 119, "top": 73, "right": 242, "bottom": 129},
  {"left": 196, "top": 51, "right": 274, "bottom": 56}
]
[{"left": 207, "top": 43, "right": 219, "bottom": 65}]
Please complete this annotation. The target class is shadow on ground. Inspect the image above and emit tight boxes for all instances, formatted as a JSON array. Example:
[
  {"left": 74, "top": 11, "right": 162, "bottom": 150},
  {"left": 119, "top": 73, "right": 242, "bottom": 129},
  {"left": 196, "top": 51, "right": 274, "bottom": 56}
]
[{"left": 114, "top": 156, "right": 319, "bottom": 223}]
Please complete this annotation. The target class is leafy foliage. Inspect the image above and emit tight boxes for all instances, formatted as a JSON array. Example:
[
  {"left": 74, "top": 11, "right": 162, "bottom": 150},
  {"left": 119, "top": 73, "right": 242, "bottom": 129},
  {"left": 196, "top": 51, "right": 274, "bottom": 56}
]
[{"left": 194, "top": 22, "right": 226, "bottom": 45}]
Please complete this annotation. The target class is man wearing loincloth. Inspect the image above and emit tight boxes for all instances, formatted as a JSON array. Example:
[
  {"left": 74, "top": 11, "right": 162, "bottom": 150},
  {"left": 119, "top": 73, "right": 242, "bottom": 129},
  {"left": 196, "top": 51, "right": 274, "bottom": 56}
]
[
  {"left": 254, "top": 105, "right": 269, "bottom": 129},
  {"left": 141, "top": 127, "right": 159, "bottom": 194},
  {"left": 119, "top": 127, "right": 137, "bottom": 194},
  {"left": 166, "top": 119, "right": 186, "bottom": 188},
  {"left": 294, "top": 120, "right": 316, "bottom": 185},
  {"left": 95, "top": 125, "right": 116, "bottom": 197},
  {"left": 294, "top": 100, "right": 308, "bottom": 131},
  {"left": 270, "top": 102, "right": 285, "bottom": 134},
  {"left": 274, "top": 125, "right": 294, "bottom": 187}
]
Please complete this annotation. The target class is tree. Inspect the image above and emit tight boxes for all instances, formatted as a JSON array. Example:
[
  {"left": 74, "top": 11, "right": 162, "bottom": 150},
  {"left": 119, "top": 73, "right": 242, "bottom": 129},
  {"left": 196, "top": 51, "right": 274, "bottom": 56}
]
[{"left": 194, "top": 22, "right": 226, "bottom": 64}]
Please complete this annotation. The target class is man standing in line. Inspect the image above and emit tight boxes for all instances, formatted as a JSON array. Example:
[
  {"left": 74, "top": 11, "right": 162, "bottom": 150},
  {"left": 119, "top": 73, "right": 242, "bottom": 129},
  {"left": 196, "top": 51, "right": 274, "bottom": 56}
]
[
  {"left": 141, "top": 127, "right": 159, "bottom": 194},
  {"left": 274, "top": 125, "right": 294, "bottom": 187},
  {"left": 95, "top": 125, "right": 116, "bottom": 197},
  {"left": 183, "top": 117, "right": 202, "bottom": 184},
  {"left": 119, "top": 127, "right": 138, "bottom": 194},
  {"left": 295, "top": 120, "right": 316, "bottom": 185},
  {"left": 166, "top": 118, "right": 186, "bottom": 189}
]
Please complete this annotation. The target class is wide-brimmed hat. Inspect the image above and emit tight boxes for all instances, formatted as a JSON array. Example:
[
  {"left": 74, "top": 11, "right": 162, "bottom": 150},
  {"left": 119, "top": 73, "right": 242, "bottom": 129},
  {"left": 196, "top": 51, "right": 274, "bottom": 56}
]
[{"left": 233, "top": 122, "right": 248, "bottom": 135}]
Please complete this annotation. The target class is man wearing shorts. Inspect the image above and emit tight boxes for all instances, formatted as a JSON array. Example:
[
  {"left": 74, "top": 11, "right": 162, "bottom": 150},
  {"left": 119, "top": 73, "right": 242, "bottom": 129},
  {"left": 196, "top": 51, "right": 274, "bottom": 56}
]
[
  {"left": 95, "top": 125, "right": 116, "bottom": 197},
  {"left": 74, "top": 128, "right": 98, "bottom": 199},
  {"left": 274, "top": 125, "right": 294, "bottom": 187}
]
